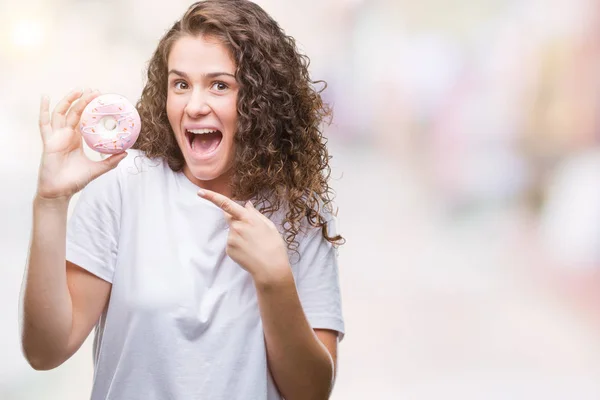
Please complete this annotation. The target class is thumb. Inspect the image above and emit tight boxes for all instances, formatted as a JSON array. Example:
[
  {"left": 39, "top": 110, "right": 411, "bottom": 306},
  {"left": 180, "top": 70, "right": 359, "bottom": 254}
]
[{"left": 89, "top": 152, "right": 128, "bottom": 180}]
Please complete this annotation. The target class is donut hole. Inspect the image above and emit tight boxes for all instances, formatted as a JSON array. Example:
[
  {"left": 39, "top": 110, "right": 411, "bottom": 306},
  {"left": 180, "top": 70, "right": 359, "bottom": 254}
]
[{"left": 101, "top": 117, "right": 118, "bottom": 132}]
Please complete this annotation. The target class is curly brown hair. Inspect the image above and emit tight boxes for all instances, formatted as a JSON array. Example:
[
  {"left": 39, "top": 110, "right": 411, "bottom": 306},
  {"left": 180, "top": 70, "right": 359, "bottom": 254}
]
[{"left": 134, "top": 0, "right": 344, "bottom": 251}]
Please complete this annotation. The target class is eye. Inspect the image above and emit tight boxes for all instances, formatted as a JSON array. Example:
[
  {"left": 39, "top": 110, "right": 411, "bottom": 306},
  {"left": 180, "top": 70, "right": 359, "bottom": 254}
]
[
  {"left": 173, "top": 81, "right": 189, "bottom": 90},
  {"left": 212, "top": 81, "right": 229, "bottom": 91}
]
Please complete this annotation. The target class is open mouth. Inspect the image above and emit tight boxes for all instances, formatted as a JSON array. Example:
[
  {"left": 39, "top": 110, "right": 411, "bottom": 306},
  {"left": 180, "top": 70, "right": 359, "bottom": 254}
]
[{"left": 185, "top": 128, "right": 223, "bottom": 156}]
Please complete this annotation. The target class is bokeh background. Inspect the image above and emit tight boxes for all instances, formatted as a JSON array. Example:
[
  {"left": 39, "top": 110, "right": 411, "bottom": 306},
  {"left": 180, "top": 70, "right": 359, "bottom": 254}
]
[{"left": 2, "top": 0, "right": 600, "bottom": 398}]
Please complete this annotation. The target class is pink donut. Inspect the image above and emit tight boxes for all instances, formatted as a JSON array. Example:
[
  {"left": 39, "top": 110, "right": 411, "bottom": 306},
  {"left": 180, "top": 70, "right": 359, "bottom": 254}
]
[{"left": 79, "top": 93, "right": 141, "bottom": 154}]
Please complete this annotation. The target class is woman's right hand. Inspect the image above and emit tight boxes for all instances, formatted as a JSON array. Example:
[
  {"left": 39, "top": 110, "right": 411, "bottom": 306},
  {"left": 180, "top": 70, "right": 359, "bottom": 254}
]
[{"left": 36, "top": 88, "right": 128, "bottom": 202}]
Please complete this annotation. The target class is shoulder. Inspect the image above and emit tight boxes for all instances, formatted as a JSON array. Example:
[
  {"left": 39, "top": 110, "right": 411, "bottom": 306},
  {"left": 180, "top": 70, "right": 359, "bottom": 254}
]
[
  {"left": 298, "top": 198, "right": 340, "bottom": 242},
  {"left": 79, "top": 149, "right": 167, "bottom": 201},
  {"left": 268, "top": 196, "right": 340, "bottom": 242},
  {"left": 105, "top": 149, "right": 171, "bottom": 191},
  {"left": 115, "top": 149, "right": 166, "bottom": 177},
  {"left": 274, "top": 200, "right": 341, "bottom": 267}
]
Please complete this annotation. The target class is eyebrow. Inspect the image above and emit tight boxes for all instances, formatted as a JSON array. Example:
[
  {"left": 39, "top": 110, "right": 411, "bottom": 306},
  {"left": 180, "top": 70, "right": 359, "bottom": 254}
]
[{"left": 168, "top": 69, "right": 236, "bottom": 80}]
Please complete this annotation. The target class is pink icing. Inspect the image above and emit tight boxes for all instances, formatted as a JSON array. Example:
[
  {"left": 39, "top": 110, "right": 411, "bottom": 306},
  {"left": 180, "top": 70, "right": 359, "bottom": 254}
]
[{"left": 80, "top": 93, "right": 141, "bottom": 154}]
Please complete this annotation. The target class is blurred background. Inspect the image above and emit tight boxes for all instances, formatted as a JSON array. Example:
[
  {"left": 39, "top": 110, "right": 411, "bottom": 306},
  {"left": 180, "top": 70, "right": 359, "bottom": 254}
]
[{"left": 2, "top": 0, "right": 600, "bottom": 398}]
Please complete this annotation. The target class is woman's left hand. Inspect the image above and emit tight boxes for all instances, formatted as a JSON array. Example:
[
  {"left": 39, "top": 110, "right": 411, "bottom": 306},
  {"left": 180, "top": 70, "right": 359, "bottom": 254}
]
[{"left": 197, "top": 189, "right": 290, "bottom": 282}]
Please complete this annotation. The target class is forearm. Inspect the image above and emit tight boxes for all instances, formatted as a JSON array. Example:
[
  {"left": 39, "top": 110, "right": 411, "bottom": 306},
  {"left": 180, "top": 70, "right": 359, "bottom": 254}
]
[
  {"left": 254, "top": 267, "right": 334, "bottom": 400},
  {"left": 20, "top": 196, "right": 73, "bottom": 369}
]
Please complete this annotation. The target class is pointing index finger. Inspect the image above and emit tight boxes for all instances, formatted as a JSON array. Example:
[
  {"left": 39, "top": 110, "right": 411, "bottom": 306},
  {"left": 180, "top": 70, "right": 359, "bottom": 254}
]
[{"left": 198, "top": 189, "right": 246, "bottom": 219}]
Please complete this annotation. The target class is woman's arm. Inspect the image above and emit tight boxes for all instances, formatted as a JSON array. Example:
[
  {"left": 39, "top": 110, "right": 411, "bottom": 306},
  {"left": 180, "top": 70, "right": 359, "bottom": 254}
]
[
  {"left": 254, "top": 269, "right": 338, "bottom": 400},
  {"left": 21, "top": 197, "right": 74, "bottom": 369},
  {"left": 197, "top": 189, "right": 341, "bottom": 399},
  {"left": 21, "top": 90, "right": 124, "bottom": 370},
  {"left": 21, "top": 198, "right": 112, "bottom": 370}
]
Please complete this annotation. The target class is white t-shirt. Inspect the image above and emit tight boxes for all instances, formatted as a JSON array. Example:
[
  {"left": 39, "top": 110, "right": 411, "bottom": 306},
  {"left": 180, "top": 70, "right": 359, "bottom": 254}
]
[{"left": 66, "top": 150, "right": 345, "bottom": 400}]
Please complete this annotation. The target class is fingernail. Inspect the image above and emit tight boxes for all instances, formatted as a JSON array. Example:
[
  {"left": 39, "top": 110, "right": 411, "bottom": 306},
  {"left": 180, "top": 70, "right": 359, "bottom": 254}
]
[{"left": 197, "top": 189, "right": 206, "bottom": 197}]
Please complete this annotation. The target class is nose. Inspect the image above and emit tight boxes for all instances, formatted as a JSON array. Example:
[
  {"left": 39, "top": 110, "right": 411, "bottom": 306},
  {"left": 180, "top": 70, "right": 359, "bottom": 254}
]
[{"left": 185, "top": 89, "right": 211, "bottom": 118}]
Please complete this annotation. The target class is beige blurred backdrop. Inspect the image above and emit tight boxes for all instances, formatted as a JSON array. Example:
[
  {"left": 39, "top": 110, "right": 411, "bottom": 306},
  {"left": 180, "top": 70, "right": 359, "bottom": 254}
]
[{"left": 2, "top": 0, "right": 600, "bottom": 399}]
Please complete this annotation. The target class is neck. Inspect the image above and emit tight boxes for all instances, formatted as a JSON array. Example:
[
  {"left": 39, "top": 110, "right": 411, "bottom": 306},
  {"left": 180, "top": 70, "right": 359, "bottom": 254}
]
[{"left": 182, "top": 165, "right": 233, "bottom": 198}]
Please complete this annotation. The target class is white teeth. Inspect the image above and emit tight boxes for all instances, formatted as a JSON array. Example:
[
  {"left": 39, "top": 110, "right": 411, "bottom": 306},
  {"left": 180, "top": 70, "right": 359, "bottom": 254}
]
[{"left": 187, "top": 128, "right": 218, "bottom": 134}]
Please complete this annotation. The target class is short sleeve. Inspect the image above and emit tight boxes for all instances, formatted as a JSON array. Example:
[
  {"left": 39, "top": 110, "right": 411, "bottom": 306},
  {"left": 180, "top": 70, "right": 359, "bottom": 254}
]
[
  {"left": 294, "top": 215, "right": 345, "bottom": 341},
  {"left": 66, "top": 166, "right": 122, "bottom": 283}
]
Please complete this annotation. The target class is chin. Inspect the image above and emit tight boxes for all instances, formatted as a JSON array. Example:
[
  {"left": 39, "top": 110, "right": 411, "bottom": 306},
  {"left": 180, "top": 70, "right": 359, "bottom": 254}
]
[
  {"left": 183, "top": 153, "right": 233, "bottom": 183},
  {"left": 186, "top": 164, "right": 222, "bottom": 181}
]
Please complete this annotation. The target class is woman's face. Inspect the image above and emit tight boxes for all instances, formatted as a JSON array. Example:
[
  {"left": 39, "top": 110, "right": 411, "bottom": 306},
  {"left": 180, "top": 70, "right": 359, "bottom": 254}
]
[{"left": 166, "top": 34, "right": 239, "bottom": 193}]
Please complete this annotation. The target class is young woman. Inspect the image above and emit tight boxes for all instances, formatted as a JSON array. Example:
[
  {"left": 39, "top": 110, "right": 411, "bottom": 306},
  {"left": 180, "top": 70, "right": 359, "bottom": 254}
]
[{"left": 20, "top": 1, "right": 345, "bottom": 399}]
